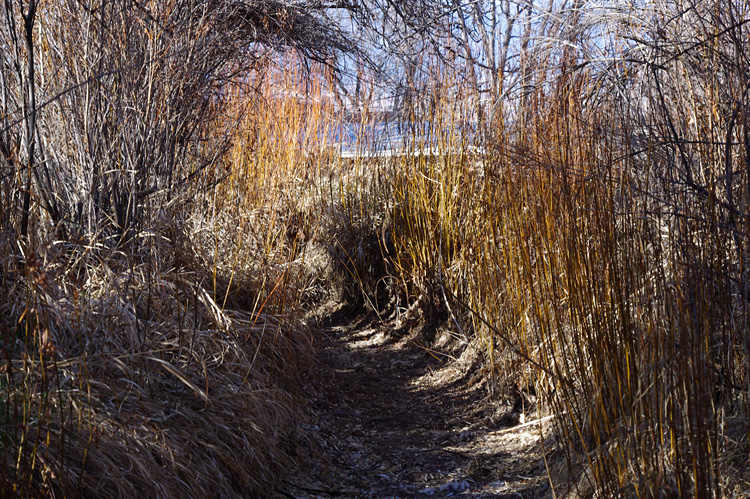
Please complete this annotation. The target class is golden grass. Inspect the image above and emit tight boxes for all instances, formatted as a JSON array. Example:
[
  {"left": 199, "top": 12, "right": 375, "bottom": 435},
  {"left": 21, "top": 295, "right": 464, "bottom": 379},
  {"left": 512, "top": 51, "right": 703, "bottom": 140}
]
[
  {"left": 3, "top": 5, "right": 750, "bottom": 495},
  {"left": 325, "top": 53, "right": 750, "bottom": 496}
]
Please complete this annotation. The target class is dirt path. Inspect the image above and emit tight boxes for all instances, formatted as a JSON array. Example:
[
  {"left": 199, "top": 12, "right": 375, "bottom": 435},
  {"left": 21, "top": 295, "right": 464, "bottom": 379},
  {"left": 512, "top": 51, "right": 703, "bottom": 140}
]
[{"left": 282, "top": 304, "right": 553, "bottom": 499}]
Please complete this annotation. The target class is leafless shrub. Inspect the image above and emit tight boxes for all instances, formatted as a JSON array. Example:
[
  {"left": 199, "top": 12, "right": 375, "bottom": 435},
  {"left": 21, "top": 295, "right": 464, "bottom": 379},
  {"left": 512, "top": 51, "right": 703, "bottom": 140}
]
[{"left": 0, "top": 0, "right": 356, "bottom": 495}]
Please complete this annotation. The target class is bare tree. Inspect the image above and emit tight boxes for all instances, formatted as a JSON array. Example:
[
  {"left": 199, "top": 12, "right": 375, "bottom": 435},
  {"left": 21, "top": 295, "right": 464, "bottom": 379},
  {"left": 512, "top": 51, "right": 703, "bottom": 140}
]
[{"left": 2, "top": 0, "right": 358, "bottom": 254}]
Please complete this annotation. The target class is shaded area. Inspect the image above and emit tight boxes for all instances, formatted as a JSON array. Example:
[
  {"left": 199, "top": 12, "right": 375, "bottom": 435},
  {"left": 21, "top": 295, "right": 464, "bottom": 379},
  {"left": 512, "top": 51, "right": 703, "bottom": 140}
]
[{"left": 283, "top": 304, "right": 553, "bottom": 498}]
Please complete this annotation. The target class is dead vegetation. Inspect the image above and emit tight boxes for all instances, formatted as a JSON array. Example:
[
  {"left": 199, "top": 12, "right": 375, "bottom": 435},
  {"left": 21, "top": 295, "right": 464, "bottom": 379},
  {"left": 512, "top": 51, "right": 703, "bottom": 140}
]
[
  {"left": 2, "top": 0, "right": 750, "bottom": 497},
  {"left": 0, "top": 1, "right": 350, "bottom": 496}
]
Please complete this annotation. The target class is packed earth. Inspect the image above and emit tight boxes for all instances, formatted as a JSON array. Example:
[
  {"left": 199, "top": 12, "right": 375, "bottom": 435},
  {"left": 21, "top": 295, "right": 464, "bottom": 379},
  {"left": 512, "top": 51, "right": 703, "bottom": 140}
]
[{"left": 280, "top": 304, "right": 557, "bottom": 499}]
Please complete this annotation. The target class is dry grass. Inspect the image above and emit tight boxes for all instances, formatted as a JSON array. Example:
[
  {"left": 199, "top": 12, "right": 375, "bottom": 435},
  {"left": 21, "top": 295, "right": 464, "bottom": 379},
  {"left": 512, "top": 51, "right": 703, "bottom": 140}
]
[
  {"left": 0, "top": 235, "right": 313, "bottom": 496},
  {"left": 313, "top": 9, "right": 750, "bottom": 495},
  {"left": 0, "top": 3, "right": 341, "bottom": 494},
  {"left": 2, "top": 0, "right": 750, "bottom": 496}
]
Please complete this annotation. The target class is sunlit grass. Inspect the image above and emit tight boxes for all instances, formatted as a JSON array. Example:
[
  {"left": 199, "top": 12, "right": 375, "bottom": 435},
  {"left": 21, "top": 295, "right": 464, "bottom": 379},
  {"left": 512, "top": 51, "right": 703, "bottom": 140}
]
[
  {"left": 3, "top": 5, "right": 750, "bottom": 495},
  {"left": 326, "top": 56, "right": 750, "bottom": 496}
]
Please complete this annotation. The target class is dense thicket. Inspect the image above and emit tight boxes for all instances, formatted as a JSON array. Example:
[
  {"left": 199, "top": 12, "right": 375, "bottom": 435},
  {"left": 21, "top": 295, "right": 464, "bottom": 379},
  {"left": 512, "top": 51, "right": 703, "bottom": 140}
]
[
  {"left": 320, "top": 0, "right": 750, "bottom": 495},
  {"left": 1, "top": 0, "right": 750, "bottom": 496},
  {"left": 0, "top": 1, "right": 352, "bottom": 496}
]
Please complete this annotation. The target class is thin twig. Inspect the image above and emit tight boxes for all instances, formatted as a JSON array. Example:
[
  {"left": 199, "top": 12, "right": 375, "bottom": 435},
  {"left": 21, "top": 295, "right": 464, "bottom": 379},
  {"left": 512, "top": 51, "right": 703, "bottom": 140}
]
[{"left": 494, "top": 413, "right": 561, "bottom": 435}]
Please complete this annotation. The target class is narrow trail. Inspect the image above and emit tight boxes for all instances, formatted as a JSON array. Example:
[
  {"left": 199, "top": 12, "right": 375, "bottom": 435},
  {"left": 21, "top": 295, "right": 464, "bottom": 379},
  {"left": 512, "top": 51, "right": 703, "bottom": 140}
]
[{"left": 282, "top": 305, "right": 554, "bottom": 499}]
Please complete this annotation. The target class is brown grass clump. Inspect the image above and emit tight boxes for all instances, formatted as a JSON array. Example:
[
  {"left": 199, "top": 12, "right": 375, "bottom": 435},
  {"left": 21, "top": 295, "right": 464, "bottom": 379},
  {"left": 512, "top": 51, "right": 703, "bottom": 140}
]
[{"left": 0, "top": 224, "right": 313, "bottom": 496}]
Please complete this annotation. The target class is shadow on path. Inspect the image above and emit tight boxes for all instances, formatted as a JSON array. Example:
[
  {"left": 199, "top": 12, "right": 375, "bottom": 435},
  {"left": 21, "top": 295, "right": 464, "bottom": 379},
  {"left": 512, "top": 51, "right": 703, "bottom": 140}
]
[{"left": 282, "top": 304, "right": 552, "bottom": 499}]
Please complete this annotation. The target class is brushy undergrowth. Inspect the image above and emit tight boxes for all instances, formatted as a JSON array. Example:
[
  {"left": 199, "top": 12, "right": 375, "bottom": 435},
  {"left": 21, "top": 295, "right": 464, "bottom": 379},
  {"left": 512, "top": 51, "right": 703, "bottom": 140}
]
[
  {"left": 292, "top": 9, "right": 750, "bottom": 497},
  {"left": 0, "top": 241, "right": 311, "bottom": 496},
  {"left": 0, "top": 1, "right": 343, "bottom": 495},
  {"left": 3, "top": 0, "right": 750, "bottom": 496}
]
